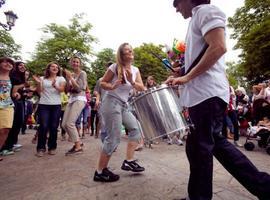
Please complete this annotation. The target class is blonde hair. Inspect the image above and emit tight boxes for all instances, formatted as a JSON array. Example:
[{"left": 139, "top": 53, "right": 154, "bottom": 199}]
[
  {"left": 116, "top": 43, "right": 131, "bottom": 67},
  {"left": 116, "top": 43, "right": 132, "bottom": 83}
]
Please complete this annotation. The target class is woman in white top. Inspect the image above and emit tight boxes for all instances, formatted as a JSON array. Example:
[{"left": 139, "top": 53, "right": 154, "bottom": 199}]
[
  {"left": 33, "top": 62, "right": 66, "bottom": 157},
  {"left": 93, "top": 43, "right": 145, "bottom": 182}
]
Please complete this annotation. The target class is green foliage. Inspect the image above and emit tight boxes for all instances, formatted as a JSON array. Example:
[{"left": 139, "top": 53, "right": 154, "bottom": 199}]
[
  {"left": 0, "top": 30, "right": 21, "bottom": 60},
  {"left": 133, "top": 43, "right": 170, "bottom": 84},
  {"left": 91, "top": 48, "right": 115, "bottom": 81},
  {"left": 228, "top": 0, "right": 270, "bottom": 84},
  {"left": 228, "top": 0, "right": 270, "bottom": 44},
  {"left": 226, "top": 62, "right": 244, "bottom": 88},
  {"left": 27, "top": 13, "right": 97, "bottom": 77},
  {"left": 84, "top": 66, "right": 96, "bottom": 90},
  {"left": 240, "top": 19, "right": 270, "bottom": 83}
]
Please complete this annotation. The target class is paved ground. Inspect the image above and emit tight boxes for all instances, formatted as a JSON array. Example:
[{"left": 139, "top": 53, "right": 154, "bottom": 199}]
[{"left": 0, "top": 130, "right": 269, "bottom": 200}]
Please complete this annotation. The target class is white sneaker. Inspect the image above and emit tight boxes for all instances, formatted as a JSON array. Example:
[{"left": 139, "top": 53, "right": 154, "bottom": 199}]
[
  {"left": 234, "top": 141, "right": 243, "bottom": 147},
  {"left": 167, "top": 138, "right": 173, "bottom": 145},
  {"left": 172, "top": 135, "right": 184, "bottom": 146},
  {"left": 175, "top": 139, "right": 184, "bottom": 146},
  {"left": 13, "top": 144, "right": 23, "bottom": 149},
  {"left": 12, "top": 147, "right": 21, "bottom": 152},
  {"left": 1, "top": 150, "right": 14, "bottom": 156}
]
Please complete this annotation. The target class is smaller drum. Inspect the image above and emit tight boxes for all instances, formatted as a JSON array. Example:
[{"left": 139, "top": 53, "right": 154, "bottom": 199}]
[{"left": 129, "top": 84, "right": 189, "bottom": 145}]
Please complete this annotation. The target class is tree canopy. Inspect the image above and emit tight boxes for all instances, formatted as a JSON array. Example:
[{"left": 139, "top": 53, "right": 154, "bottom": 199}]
[
  {"left": 91, "top": 48, "right": 115, "bottom": 80},
  {"left": 228, "top": 0, "right": 270, "bottom": 84},
  {"left": 0, "top": 30, "right": 21, "bottom": 60},
  {"left": 27, "top": 13, "right": 97, "bottom": 77},
  {"left": 133, "top": 43, "right": 170, "bottom": 84}
]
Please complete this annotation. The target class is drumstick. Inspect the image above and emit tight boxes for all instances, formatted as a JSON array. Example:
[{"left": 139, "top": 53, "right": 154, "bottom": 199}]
[{"left": 149, "top": 52, "right": 176, "bottom": 72}]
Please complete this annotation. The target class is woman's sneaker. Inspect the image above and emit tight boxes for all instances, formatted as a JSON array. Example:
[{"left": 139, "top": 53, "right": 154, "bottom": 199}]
[
  {"left": 35, "top": 150, "right": 45, "bottom": 157},
  {"left": 174, "top": 138, "right": 184, "bottom": 146},
  {"left": 0, "top": 150, "right": 14, "bottom": 156},
  {"left": 65, "top": 146, "right": 83, "bottom": 156},
  {"left": 135, "top": 144, "right": 143, "bottom": 151},
  {"left": 121, "top": 160, "right": 145, "bottom": 172},
  {"left": 13, "top": 144, "right": 23, "bottom": 149},
  {"left": 93, "top": 168, "right": 120, "bottom": 182},
  {"left": 48, "top": 150, "right": 56, "bottom": 155}
]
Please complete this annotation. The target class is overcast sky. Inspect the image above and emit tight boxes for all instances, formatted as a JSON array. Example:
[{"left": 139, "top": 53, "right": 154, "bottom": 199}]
[{"left": 2, "top": 0, "right": 244, "bottom": 62}]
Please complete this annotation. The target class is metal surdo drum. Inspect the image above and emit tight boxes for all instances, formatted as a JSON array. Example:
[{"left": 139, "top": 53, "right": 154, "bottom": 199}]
[{"left": 129, "top": 84, "right": 189, "bottom": 144}]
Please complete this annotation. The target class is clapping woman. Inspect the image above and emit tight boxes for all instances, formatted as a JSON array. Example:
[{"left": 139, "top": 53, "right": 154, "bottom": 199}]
[
  {"left": 62, "top": 56, "right": 87, "bottom": 155},
  {"left": 32, "top": 62, "right": 66, "bottom": 157}
]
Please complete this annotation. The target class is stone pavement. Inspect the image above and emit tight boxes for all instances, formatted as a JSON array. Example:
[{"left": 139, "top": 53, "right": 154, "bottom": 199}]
[{"left": 0, "top": 130, "right": 269, "bottom": 200}]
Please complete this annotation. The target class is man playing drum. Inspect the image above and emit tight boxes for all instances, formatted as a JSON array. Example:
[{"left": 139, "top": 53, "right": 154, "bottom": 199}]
[{"left": 166, "top": 0, "right": 270, "bottom": 199}]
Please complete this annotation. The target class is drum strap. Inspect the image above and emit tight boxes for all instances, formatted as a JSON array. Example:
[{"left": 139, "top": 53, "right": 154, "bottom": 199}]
[{"left": 184, "top": 44, "right": 209, "bottom": 75}]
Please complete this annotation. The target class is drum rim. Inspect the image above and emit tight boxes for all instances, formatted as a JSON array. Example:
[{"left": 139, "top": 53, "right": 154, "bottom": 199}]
[
  {"left": 143, "top": 127, "right": 189, "bottom": 143},
  {"left": 129, "top": 84, "right": 174, "bottom": 104}
]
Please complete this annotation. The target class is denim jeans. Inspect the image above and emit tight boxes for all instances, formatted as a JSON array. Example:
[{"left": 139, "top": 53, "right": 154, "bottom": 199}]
[
  {"left": 228, "top": 110, "right": 240, "bottom": 141},
  {"left": 37, "top": 104, "right": 61, "bottom": 151},
  {"left": 60, "top": 110, "right": 66, "bottom": 136},
  {"left": 187, "top": 97, "right": 270, "bottom": 200},
  {"left": 90, "top": 110, "right": 99, "bottom": 134},
  {"left": 222, "top": 109, "right": 240, "bottom": 141},
  {"left": 76, "top": 105, "right": 90, "bottom": 128}
]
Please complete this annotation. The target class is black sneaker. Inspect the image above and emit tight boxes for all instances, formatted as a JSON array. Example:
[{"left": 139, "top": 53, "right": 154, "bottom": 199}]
[
  {"left": 93, "top": 168, "right": 120, "bottom": 182},
  {"left": 65, "top": 146, "right": 83, "bottom": 156},
  {"left": 121, "top": 160, "right": 145, "bottom": 172}
]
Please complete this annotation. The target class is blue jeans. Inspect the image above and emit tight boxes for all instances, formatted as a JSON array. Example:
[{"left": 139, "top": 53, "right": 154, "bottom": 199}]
[
  {"left": 222, "top": 110, "right": 240, "bottom": 141},
  {"left": 228, "top": 110, "right": 240, "bottom": 141},
  {"left": 76, "top": 105, "right": 90, "bottom": 128},
  {"left": 90, "top": 110, "right": 99, "bottom": 135},
  {"left": 37, "top": 104, "right": 61, "bottom": 151}
]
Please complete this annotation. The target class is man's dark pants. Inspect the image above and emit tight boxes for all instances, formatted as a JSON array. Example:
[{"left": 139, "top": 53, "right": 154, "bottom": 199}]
[{"left": 186, "top": 97, "right": 270, "bottom": 200}]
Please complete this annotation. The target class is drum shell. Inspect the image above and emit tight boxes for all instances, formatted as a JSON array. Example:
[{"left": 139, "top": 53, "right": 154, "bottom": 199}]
[{"left": 130, "top": 85, "right": 187, "bottom": 142}]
